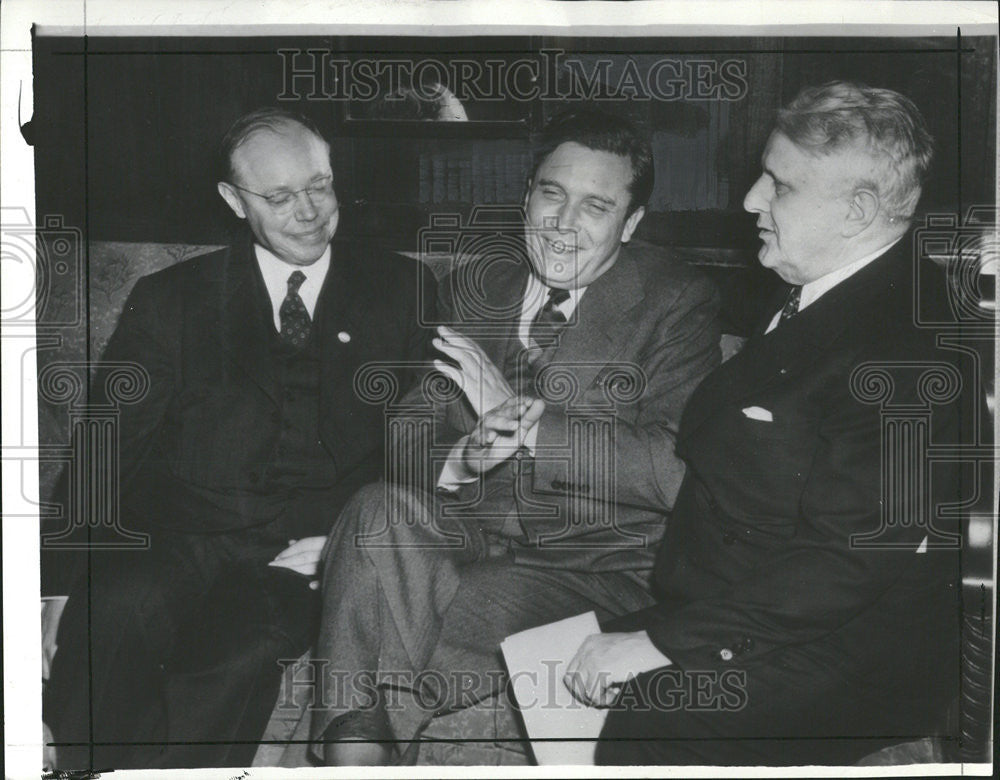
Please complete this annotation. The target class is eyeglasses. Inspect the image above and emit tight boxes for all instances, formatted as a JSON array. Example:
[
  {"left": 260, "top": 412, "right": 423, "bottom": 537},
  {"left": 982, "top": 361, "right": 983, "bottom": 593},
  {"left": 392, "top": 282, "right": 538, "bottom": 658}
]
[{"left": 229, "top": 176, "right": 335, "bottom": 213}]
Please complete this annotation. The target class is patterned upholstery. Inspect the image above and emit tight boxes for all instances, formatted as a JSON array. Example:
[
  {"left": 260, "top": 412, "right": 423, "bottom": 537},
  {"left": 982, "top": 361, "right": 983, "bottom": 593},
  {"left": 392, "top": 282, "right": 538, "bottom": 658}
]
[{"left": 37, "top": 241, "right": 223, "bottom": 504}]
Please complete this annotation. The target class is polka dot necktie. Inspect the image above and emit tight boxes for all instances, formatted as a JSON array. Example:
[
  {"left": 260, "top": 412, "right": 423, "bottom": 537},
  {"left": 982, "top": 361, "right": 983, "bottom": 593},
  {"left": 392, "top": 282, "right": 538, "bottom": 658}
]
[
  {"left": 778, "top": 284, "right": 802, "bottom": 324},
  {"left": 529, "top": 287, "right": 571, "bottom": 349},
  {"left": 279, "top": 270, "right": 311, "bottom": 349}
]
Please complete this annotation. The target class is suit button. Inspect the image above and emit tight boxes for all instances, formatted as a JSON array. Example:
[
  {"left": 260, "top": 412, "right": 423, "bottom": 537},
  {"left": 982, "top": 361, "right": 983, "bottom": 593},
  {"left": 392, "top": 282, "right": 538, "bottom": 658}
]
[
  {"left": 719, "top": 648, "right": 734, "bottom": 661},
  {"left": 722, "top": 531, "right": 736, "bottom": 545}
]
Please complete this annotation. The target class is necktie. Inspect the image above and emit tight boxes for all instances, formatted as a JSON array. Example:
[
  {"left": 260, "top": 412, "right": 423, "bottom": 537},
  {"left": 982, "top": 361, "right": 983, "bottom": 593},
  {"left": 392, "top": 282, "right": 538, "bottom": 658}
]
[
  {"left": 778, "top": 284, "right": 802, "bottom": 324},
  {"left": 279, "top": 270, "right": 311, "bottom": 349},
  {"left": 529, "top": 287, "right": 571, "bottom": 349}
]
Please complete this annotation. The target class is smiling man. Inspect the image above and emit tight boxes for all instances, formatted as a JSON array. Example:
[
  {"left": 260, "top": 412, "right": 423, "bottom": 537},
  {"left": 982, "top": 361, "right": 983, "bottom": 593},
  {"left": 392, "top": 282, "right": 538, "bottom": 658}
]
[
  {"left": 218, "top": 116, "right": 340, "bottom": 265},
  {"left": 523, "top": 139, "right": 645, "bottom": 289},
  {"left": 308, "top": 108, "right": 721, "bottom": 765},
  {"left": 566, "top": 82, "right": 966, "bottom": 767},
  {"left": 44, "top": 107, "right": 436, "bottom": 769}
]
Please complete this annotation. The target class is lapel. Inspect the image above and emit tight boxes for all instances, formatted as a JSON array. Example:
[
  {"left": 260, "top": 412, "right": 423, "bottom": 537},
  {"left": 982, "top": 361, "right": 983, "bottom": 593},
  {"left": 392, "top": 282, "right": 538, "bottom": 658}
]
[
  {"left": 465, "top": 259, "right": 531, "bottom": 375},
  {"left": 219, "top": 236, "right": 281, "bottom": 406},
  {"left": 681, "top": 241, "right": 908, "bottom": 439},
  {"left": 549, "top": 243, "right": 646, "bottom": 393},
  {"left": 315, "top": 243, "right": 368, "bottom": 448},
  {"left": 751, "top": 282, "right": 797, "bottom": 338}
]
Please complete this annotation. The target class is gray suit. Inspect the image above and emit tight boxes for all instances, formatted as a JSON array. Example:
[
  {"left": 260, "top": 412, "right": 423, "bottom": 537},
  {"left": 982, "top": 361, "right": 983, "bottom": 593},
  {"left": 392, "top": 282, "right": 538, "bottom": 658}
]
[{"left": 310, "top": 241, "right": 720, "bottom": 753}]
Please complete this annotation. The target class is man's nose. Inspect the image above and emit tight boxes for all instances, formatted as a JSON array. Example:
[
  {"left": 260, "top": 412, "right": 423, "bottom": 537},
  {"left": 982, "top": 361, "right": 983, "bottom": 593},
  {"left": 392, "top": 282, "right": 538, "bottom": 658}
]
[
  {"left": 743, "top": 175, "right": 769, "bottom": 214},
  {"left": 293, "top": 190, "right": 319, "bottom": 221},
  {"left": 556, "top": 201, "right": 581, "bottom": 232}
]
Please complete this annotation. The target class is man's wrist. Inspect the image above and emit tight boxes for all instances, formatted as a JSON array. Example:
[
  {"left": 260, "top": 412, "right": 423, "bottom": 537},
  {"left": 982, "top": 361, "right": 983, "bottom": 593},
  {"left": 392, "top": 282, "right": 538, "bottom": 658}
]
[
  {"left": 459, "top": 438, "right": 485, "bottom": 476},
  {"left": 436, "top": 435, "right": 479, "bottom": 490}
]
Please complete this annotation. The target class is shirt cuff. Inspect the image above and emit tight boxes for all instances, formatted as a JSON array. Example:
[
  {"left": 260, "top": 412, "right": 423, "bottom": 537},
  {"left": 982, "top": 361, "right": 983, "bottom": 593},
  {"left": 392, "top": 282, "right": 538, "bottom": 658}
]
[{"left": 436, "top": 435, "right": 478, "bottom": 491}]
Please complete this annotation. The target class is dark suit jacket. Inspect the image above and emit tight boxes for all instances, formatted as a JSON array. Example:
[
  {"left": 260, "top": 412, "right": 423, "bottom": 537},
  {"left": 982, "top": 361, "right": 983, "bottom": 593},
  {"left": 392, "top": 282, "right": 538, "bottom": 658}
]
[
  {"left": 643, "top": 236, "right": 963, "bottom": 694},
  {"left": 411, "top": 241, "right": 721, "bottom": 573},
  {"left": 92, "top": 234, "right": 436, "bottom": 539}
]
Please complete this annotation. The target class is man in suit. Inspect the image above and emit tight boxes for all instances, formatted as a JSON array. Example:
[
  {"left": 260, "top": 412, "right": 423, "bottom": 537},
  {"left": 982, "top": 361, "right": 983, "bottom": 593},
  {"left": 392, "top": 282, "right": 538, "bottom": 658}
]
[
  {"left": 564, "top": 82, "right": 965, "bottom": 765},
  {"left": 44, "top": 108, "right": 435, "bottom": 769},
  {"left": 309, "top": 108, "right": 721, "bottom": 764}
]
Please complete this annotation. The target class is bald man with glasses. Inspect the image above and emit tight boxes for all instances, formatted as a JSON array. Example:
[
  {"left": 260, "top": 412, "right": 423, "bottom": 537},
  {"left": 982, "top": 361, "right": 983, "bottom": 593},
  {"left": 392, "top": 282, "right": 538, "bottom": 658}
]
[{"left": 44, "top": 107, "right": 437, "bottom": 770}]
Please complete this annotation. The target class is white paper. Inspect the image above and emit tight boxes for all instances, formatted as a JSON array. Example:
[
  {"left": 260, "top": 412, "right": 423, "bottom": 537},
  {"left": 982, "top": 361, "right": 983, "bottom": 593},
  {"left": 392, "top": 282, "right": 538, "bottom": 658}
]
[{"left": 501, "top": 611, "right": 607, "bottom": 765}]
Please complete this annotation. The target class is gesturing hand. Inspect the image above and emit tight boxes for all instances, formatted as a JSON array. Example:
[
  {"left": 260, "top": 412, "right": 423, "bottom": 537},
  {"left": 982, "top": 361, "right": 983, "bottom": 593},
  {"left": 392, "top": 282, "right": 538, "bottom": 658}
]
[
  {"left": 463, "top": 396, "right": 545, "bottom": 475},
  {"left": 563, "top": 631, "right": 672, "bottom": 707},
  {"left": 433, "top": 325, "right": 515, "bottom": 417}
]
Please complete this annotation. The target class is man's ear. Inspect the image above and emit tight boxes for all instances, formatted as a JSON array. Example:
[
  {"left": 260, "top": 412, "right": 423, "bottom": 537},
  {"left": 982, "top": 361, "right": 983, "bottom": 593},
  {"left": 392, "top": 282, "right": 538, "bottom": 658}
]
[
  {"left": 843, "top": 188, "right": 879, "bottom": 237},
  {"left": 621, "top": 206, "right": 646, "bottom": 243},
  {"left": 217, "top": 181, "right": 247, "bottom": 220}
]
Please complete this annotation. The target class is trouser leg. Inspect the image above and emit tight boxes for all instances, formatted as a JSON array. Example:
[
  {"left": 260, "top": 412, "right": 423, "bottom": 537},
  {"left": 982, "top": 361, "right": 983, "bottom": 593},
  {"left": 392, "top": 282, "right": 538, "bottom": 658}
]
[
  {"left": 406, "top": 560, "right": 654, "bottom": 754},
  {"left": 149, "top": 565, "right": 321, "bottom": 768},
  {"left": 595, "top": 638, "right": 951, "bottom": 766},
  {"left": 434, "top": 561, "right": 653, "bottom": 706},
  {"left": 310, "top": 482, "right": 489, "bottom": 752},
  {"left": 44, "top": 536, "right": 225, "bottom": 769}
]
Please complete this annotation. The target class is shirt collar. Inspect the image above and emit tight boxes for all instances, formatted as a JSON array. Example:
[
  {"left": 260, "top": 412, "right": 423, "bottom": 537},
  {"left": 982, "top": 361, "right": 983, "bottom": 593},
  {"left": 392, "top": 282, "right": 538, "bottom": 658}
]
[
  {"left": 523, "top": 272, "right": 587, "bottom": 316},
  {"left": 253, "top": 244, "right": 331, "bottom": 330}
]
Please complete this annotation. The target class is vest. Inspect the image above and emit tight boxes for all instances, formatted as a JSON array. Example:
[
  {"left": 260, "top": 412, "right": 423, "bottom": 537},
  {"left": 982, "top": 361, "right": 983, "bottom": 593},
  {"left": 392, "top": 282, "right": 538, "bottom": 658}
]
[{"left": 262, "top": 328, "right": 339, "bottom": 492}]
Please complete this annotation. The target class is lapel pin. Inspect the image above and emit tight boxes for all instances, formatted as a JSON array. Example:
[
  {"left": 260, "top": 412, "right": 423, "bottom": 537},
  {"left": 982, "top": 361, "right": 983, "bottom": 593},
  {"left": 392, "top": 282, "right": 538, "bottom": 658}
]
[{"left": 337, "top": 331, "right": 351, "bottom": 343}]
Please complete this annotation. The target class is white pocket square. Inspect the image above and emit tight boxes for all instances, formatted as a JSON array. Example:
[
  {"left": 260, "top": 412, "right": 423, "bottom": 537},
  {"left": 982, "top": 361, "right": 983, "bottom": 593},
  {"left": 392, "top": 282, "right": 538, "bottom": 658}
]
[{"left": 742, "top": 406, "right": 773, "bottom": 422}]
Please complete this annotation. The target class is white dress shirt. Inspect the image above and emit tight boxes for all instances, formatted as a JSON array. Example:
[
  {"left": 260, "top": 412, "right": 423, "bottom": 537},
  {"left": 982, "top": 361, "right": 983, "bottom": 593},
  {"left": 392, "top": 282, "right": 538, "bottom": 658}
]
[
  {"left": 765, "top": 237, "right": 903, "bottom": 334},
  {"left": 438, "top": 275, "right": 588, "bottom": 491},
  {"left": 254, "top": 244, "right": 331, "bottom": 332}
]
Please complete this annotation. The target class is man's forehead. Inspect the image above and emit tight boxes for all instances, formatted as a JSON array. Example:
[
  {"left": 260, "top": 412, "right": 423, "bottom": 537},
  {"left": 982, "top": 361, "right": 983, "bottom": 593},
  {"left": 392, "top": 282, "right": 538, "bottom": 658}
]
[
  {"left": 764, "top": 132, "right": 872, "bottom": 183},
  {"left": 232, "top": 124, "right": 330, "bottom": 181},
  {"left": 537, "top": 142, "right": 633, "bottom": 192},
  {"left": 761, "top": 132, "right": 809, "bottom": 170}
]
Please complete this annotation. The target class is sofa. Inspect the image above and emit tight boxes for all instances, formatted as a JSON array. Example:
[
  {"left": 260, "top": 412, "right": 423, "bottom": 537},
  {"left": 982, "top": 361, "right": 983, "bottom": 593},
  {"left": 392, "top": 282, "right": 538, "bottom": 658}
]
[{"left": 39, "top": 238, "right": 988, "bottom": 768}]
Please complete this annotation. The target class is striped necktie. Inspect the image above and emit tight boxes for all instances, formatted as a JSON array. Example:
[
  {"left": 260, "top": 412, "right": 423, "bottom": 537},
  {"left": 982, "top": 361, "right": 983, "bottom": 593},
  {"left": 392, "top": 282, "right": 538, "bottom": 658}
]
[{"left": 529, "top": 287, "right": 571, "bottom": 349}]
